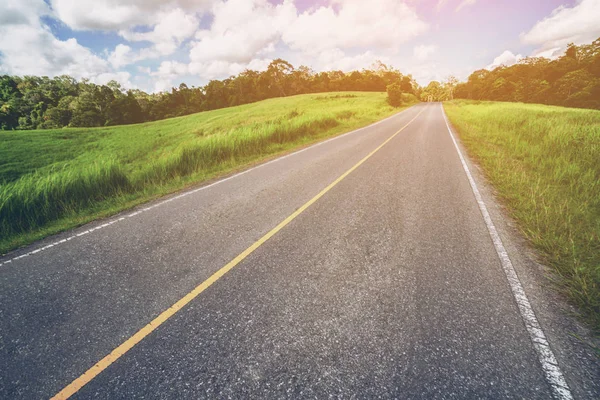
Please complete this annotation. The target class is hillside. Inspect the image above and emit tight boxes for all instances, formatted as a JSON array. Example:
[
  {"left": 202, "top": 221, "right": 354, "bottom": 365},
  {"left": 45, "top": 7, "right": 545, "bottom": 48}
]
[{"left": 0, "top": 92, "right": 418, "bottom": 253}]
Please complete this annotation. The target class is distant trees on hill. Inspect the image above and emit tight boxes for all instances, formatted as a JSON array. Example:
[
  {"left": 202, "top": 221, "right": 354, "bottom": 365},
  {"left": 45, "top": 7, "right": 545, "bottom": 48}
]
[
  {"left": 416, "top": 39, "right": 600, "bottom": 108},
  {"left": 0, "top": 60, "right": 416, "bottom": 130},
  {"left": 454, "top": 39, "right": 600, "bottom": 109},
  {"left": 2, "top": 38, "right": 599, "bottom": 131}
]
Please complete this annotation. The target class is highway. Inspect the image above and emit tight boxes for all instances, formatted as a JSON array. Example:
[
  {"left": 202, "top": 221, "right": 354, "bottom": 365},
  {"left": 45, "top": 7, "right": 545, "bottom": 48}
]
[{"left": 1, "top": 103, "right": 599, "bottom": 399}]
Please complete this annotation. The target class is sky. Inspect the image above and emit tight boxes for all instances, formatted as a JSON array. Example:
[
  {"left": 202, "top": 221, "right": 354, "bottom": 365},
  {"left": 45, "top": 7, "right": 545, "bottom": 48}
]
[{"left": 0, "top": 0, "right": 599, "bottom": 93}]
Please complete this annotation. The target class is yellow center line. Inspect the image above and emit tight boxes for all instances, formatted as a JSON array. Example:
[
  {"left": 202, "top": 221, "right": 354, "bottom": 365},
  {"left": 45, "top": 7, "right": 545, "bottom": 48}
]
[{"left": 51, "top": 105, "right": 426, "bottom": 400}]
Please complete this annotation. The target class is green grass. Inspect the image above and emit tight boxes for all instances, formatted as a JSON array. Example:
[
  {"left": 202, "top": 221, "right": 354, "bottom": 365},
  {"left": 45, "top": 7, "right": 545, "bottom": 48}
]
[
  {"left": 444, "top": 100, "right": 600, "bottom": 332},
  {"left": 0, "top": 92, "right": 418, "bottom": 253}
]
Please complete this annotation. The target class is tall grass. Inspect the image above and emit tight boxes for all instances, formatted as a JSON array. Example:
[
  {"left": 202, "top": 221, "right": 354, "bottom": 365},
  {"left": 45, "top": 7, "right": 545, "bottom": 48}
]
[
  {"left": 0, "top": 162, "right": 132, "bottom": 235},
  {"left": 0, "top": 92, "right": 417, "bottom": 252},
  {"left": 135, "top": 116, "right": 339, "bottom": 185},
  {"left": 444, "top": 100, "right": 600, "bottom": 331}
]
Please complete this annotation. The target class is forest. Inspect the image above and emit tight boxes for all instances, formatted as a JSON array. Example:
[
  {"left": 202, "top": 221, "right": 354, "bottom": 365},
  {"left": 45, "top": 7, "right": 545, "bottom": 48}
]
[
  {"left": 1, "top": 38, "right": 599, "bottom": 131},
  {"left": 451, "top": 39, "right": 600, "bottom": 109},
  {"left": 0, "top": 60, "right": 414, "bottom": 130}
]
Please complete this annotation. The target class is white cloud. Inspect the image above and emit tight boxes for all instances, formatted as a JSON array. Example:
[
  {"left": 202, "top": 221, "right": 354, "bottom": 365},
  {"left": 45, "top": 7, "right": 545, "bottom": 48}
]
[
  {"left": 534, "top": 47, "right": 562, "bottom": 60},
  {"left": 483, "top": 0, "right": 600, "bottom": 73},
  {"left": 521, "top": 0, "right": 600, "bottom": 53},
  {"left": 414, "top": 44, "right": 438, "bottom": 61},
  {"left": 190, "top": 0, "right": 295, "bottom": 64},
  {"left": 51, "top": 1, "right": 206, "bottom": 68},
  {"left": 0, "top": 25, "right": 107, "bottom": 78},
  {"left": 150, "top": 57, "right": 273, "bottom": 92},
  {"left": 107, "top": 44, "right": 134, "bottom": 68},
  {"left": 153, "top": 60, "right": 190, "bottom": 78},
  {"left": 151, "top": 0, "right": 429, "bottom": 86},
  {"left": 405, "top": 63, "right": 444, "bottom": 85},
  {"left": 189, "top": 58, "right": 272, "bottom": 79},
  {"left": 486, "top": 50, "right": 523, "bottom": 70},
  {"left": 183, "top": 0, "right": 293, "bottom": 81},
  {"left": 0, "top": 0, "right": 50, "bottom": 26},
  {"left": 316, "top": 49, "right": 388, "bottom": 72},
  {"left": 90, "top": 71, "right": 133, "bottom": 88},
  {"left": 105, "top": 8, "right": 202, "bottom": 68},
  {"left": 0, "top": 0, "right": 130, "bottom": 87},
  {"left": 3, "top": 0, "right": 434, "bottom": 90},
  {"left": 282, "top": 0, "right": 428, "bottom": 54},
  {"left": 49, "top": 0, "right": 212, "bottom": 31},
  {"left": 150, "top": 60, "right": 191, "bottom": 92},
  {"left": 184, "top": 0, "right": 428, "bottom": 82},
  {"left": 119, "top": 8, "right": 199, "bottom": 57}
]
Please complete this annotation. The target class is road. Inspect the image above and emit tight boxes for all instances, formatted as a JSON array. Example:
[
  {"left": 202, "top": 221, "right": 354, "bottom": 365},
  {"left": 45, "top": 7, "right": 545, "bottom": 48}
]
[{"left": 1, "top": 103, "right": 599, "bottom": 399}]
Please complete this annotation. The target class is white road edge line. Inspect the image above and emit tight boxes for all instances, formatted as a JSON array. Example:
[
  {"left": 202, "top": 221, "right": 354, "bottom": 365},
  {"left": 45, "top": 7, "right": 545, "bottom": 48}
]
[
  {"left": 441, "top": 104, "right": 573, "bottom": 400},
  {"left": 0, "top": 105, "right": 418, "bottom": 268}
]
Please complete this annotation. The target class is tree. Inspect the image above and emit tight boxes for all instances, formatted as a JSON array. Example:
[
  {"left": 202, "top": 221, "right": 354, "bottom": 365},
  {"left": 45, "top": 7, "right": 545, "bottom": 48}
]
[
  {"left": 444, "top": 76, "right": 459, "bottom": 100},
  {"left": 386, "top": 83, "right": 404, "bottom": 107},
  {"left": 265, "top": 59, "right": 294, "bottom": 97},
  {"left": 42, "top": 96, "right": 74, "bottom": 128},
  {"left": 0, "top": 75, "right": 21, "bottom": 129},
  {"left": 421, "top": 81, "right": 446, "bottom": 101}
]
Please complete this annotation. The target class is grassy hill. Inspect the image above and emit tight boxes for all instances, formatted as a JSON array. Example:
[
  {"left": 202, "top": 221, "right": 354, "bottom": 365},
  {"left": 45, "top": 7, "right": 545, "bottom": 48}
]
[
  {"left": 444, "top": 100, "right": 600, "bottom": 332},
  {"left": 0, "top": 92, "right": 418, "bottom": 253}
]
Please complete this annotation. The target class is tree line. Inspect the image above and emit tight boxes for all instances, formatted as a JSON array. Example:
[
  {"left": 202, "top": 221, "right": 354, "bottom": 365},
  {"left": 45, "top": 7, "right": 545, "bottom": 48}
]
[
  {"left": 2, "top": 38, "right": 598, "bottom": 131},
  {"left": 0, "top": 60, "right": 416, "bottom": 130},
  {"left": 422, "top": 39, "right": 600, "bottom": 109}
]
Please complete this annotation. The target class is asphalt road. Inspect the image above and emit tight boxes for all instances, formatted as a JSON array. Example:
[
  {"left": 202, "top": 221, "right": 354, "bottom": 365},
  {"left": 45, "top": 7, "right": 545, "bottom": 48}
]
[{"left": 1, "top": 103, "right": 599, "bottom": 399}]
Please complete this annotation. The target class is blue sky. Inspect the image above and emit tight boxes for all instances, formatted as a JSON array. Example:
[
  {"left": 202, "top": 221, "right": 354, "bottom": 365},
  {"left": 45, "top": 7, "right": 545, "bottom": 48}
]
[{"left": 1, "top": 0, "right": 598, "bottom": 93}]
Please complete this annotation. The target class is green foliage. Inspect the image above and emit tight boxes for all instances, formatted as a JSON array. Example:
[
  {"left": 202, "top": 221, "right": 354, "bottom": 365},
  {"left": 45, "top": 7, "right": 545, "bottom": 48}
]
[
  {"left": 445, "top": 100, "right": 600, "bottom": 331},
  {"left": 0, "top": 92, "right": 419, "bottom": 252},
  {"left": 0, "top": 60, "right": 418, "bottom": 131},
  {"left": 386, "top": 83, "right": 403, "bottom": 107},
  {"left": 455, "top": 38, "right": 600, "bottom": 109}
]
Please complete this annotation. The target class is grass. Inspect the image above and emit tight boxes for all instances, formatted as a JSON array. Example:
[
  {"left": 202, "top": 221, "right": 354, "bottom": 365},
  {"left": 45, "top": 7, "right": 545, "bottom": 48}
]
[
  {"left": 444, "top": 100, "right": 600, "bottom": 332},
  {"left": 0, "top": 92, "right": 418, "bottom": 253}
]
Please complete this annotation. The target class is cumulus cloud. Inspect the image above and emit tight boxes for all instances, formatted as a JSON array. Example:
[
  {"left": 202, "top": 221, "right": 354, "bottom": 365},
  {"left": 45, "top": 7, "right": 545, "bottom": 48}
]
[
  {"left": 150, "top": 60, "right": 191, "bottom": 92},
  {"left": 190, "top": 0, "right": 294, "bottom": 64},
  {"left": 521, "top": 0, "right": 600, "bottom": 53},
  {"left": 49, "top": 0, "right": 212, "bottom": 31},
  {"left": 0, "top": 0, "right": 49, "bottom": 26},
  {"left": 414, "top": 44, "right": 438, "bottom": 61},
  {"left": 0, "top": 0, "right": 130, "bottom": 87},
  {"left": 180, "top": 0, "right": 295, "bottom": 80},
  {"left": 107, "top": 44, "right": 134, "bottom": 68},
  {"left": 0, "top": 25, "right": 107, "bottom": 78},
  {"left": 181, "top": 0, "right": 428, "bottom": 81},
  {"left": 119, "top": 8, "right": 200, "bottom": 57},
  {"left": 2, "top": 0, "right": 433, "bottom": 90},
  {"left": 53, "top": 1, "right": 205, "bottom": 67},
  {"left": 150, "top": 57, "right": 273, "bottom": 92},
  {"left": 486, "top": 50, "right": 523, "bottom": 70},
  {"left": 282, "top": 0, "right": 428, "bottom": 54},
  {"left": 315, "top": 49, "right": 389, "bottom": 72},
  {"left": 189, "top": 58, "right": 272, "bottom": 79},
  {"left": 90, "top": 71, "right": 133, "bottom": 88}
]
